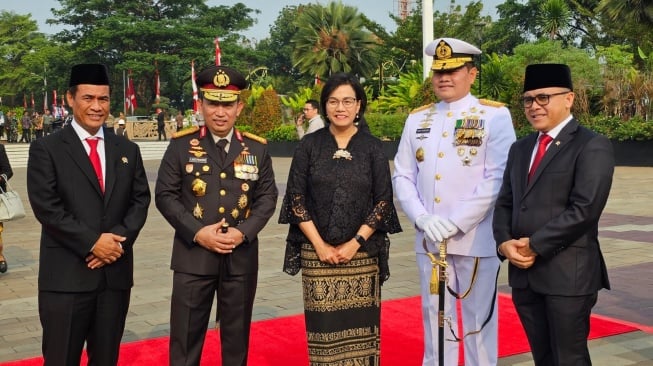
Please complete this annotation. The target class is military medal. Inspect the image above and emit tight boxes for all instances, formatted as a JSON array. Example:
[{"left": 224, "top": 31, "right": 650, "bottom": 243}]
[
  {"left": 238, "top": 194, "right": 248, "bottom": 209},
  {"left": 241, "top": 183, "right": 249, "bottom": 192},
  {"left": 462, "top": 156, "right": 471, "bottom": 166},
  {"left": 202, "top": 165, "right": 210, "bottom": 172},
  {"left": 193, "top": 203, "right": 204, "bottom": 219},
  {"left": 454, "top": 113, "right": 486, "bottom": 147},
  {"left": 231, "top": 208, "right": 239, "bottom": 219},
  {"left": 185, "top": 164, "right": 194, "bottom": 173}
]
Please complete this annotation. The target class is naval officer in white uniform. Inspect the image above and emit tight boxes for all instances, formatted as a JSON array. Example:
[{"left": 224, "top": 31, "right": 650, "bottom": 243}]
[{"left": 393, "top": 38, "right": 516, "bottom": 365}]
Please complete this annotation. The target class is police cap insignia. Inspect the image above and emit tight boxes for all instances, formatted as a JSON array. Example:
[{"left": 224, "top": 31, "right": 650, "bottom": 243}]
[{"left": 196, "top": 65, "right": 247, "bottom": 102}]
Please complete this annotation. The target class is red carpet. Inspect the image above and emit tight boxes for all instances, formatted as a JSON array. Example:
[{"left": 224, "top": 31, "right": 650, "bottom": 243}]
[{"left": 1, "top": 293, "right": 637, "bottom": 365}]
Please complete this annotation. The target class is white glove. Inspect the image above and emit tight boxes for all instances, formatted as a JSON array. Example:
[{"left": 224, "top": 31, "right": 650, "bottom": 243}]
[{"left": 415, "top": 215, "right": 459, "bottom": 242}]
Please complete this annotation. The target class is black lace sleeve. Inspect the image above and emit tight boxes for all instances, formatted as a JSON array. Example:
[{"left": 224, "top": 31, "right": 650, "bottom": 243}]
[
  {"left": 364, "top": 200, "right": 402, "bottom": 234},
  {"left": 279, "top": 193, "right": 311, "bottom": 224},
  {"left": 278, "top": 138, "right": 312, "bottom": 225}
]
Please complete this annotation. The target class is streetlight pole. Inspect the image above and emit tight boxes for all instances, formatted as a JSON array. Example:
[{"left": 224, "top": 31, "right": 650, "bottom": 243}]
[{"left": 475, "top": 22, "right": 486, "bottom": 96}]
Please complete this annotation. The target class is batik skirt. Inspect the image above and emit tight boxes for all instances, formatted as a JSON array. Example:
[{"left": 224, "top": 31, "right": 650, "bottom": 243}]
[{"left": 300, "top": 243, "right": 381, "bottom": 366}]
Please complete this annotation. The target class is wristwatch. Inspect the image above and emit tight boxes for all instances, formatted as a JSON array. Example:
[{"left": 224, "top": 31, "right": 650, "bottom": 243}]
[{"left": 354, "top": 234, "right": 366, "bottom": 246}]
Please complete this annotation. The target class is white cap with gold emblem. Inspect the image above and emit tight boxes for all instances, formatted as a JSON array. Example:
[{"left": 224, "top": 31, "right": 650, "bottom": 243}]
[{"left": 424, "top": 38, "right": 481, "bottom": 72}]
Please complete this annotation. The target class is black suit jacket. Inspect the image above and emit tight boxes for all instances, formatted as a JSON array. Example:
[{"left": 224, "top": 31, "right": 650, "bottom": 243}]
[
  {"left": 27, "top": 125, "right": 151, "bottom": 292},
  {"left": 493, "top": 119, "right": 614, "bottom": 296},
  {"left": 155, "top": 128, "right": 278, "bottom": 275}
]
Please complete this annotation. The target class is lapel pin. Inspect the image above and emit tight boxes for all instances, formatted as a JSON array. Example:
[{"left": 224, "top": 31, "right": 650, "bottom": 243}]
[
  {"left": 555, "top": 141, "right": 561, "bottom": 146},
  {"left": 121, "top": 157, "right": 128, "bottom": 164}
]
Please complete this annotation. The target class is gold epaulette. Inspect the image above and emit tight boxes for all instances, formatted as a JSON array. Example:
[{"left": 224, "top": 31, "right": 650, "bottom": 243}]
[
  {"left": 243, "top": 131, "right": 267, "bottom": 145},
  {"left": 172, "top": 126, "right": 199, "bottom": 139},
  {"left": 410, "top": 103, "right": 434, "bottom": 114},
  {"left": 479, "top": 99, "right": 506, "bottom": 108}
]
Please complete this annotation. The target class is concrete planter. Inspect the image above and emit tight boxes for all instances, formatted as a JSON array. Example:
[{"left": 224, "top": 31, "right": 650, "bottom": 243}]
[{"left": 611, "top": 140, "right": 653, "bottom": 167}]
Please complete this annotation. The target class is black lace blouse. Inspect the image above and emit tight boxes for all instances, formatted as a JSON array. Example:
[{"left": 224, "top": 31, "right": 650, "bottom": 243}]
[{"left": 279, "top": 128, "right": 402, "bottom": 284}]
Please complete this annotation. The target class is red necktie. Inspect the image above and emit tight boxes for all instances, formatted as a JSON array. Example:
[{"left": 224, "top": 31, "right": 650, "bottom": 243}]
[
  {"left": 528, "top": 134, "right": 553, "bottom": 182},
  {"left": 86, "top": 138, "right": 104, "bottom": 192}
]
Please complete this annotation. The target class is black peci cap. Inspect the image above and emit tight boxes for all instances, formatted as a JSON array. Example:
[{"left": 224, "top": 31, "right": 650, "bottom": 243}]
[
  {"left": 69, "top": 64, "right": 110, "bottom": 87},
  {"left": 523, "top": 64, "right": 573, "bottom": 92}
]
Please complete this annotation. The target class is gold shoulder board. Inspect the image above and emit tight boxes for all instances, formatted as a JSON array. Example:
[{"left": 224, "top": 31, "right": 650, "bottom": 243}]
[
  {"left": 172, "top": 126, "right": 200, "bottom": 139},
  {"left": 479, "top": 99, "right": 506, "bottom": 108},
  {"left": 243, "top": 131, "right": 267, "bottom": 145},
  {"left": 410, "top": 103, "right": 434, "bottom": 114}
]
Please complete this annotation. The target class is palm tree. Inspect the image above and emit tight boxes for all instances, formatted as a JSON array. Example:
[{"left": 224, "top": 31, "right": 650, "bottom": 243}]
[
  {"left": 537, "top": 0, "right": 572, "bottom": 40},
  {"left": 291, "top": 2, "right": 380, "bottom": 81},
  {"left": 596, "top": 0, "right": 653, "bottom": 25}
]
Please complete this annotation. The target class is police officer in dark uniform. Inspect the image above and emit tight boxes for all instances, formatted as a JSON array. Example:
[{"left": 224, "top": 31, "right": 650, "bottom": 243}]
[{"left": 155, "top": 65, "right": 278, "bottom": 366}]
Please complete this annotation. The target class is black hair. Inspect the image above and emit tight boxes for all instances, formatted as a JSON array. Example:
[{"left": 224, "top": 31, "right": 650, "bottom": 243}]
[
  {"left": 305, "top": 99, "right": 320, "bottom": 110},
  {"left": 319, "top": 72, "right": 369, "bottom": 133}
]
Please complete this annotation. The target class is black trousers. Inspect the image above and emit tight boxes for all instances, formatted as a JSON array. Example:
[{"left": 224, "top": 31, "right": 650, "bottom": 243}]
[
  {"left": 169, "top": 271, "right": 257, "bottom": 366},
  {"left": 39, "top": 287, "right": 131, "bottom": 366},
  {"left": 158, "top": 125, "right": 167, "bottom": 140},
  {"left": 512, "top": 287, "right": 598, "bottom": 366}
]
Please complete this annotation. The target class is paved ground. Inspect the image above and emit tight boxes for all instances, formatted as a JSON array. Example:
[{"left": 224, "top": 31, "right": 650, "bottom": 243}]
[{"left": 0, "top": 145, "right": 651, "bottom": 365}]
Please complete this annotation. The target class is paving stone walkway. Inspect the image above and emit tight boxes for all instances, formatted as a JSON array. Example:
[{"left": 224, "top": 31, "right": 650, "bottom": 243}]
[{"left": 0, "top": 149, "right": 651, "bottom": 365}]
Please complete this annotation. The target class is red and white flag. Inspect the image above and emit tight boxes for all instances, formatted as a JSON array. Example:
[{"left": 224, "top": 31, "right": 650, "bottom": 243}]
[
  {"left": 23, "top": 94, "right": 27, "bottom": 109},
  {"left": 214, "top": 37, "right": 221, "bottom": 66},
  {"left": 31, "top": 92, "right": 35, "bottom": 109},
  {"left": 191, "top": 60, "right": 199, "bottom": 114},
  {"left": 125, "top": 71, "right": 137, "bottom": 114},
  {"left": 154, "top": 62, "right": 161, "bottom": 103},
  {"left": 315, "top": 74, "right": 321, "bottom": 85}
]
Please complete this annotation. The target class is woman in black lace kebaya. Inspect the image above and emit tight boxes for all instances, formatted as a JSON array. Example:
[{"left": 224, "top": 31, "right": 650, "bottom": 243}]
[{"left": 279, "top": 73, "right": 402, "bottom": 365}]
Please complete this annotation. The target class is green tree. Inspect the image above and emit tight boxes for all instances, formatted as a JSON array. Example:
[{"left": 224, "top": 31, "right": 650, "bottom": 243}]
[
  {"left": 250, "top": 89, "right": 283, "bottom": 135},
  {"left": 596, "top": 0, "right": 653, "bottom": 25},
  {"left": 255, "top": 5, "right": 309, "bottom": 93},
  {"left": 291, "top": 2, "right": 380, "bottom": 79},
  {"left": 0, "top": 11, "right": 73, "bottom": 109},
  {"left": 538, "top": 0, "right": 572, "bottom": 40},
  {"left": 49, "top": 0, "right": 260, "bottom": 113}
]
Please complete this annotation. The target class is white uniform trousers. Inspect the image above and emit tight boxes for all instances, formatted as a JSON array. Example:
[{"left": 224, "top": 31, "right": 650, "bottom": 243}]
[{"left": 417, "top": 253, "right": 500, "bottom": 366}]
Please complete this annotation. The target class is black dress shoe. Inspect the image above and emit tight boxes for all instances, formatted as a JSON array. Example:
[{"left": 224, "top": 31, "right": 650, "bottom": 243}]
[{"left": 0, "top": 259, "right": 7, "bottom": 273}]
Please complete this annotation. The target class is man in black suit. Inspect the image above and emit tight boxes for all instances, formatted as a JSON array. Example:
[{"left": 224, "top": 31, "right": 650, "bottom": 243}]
[
  {"left": 155, "top": 65, "right": 278, "bottom": 366},
  {"left": 493, "top": 63, "right": 615, "bottom": 366},
  {"left": 27, "top": 64, "right": 151, "bottom": 366}
]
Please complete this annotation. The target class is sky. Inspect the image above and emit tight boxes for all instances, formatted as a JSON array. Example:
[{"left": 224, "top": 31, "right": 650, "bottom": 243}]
[{"left": 2, "top": 0, "right": 502, "bottom": 40}]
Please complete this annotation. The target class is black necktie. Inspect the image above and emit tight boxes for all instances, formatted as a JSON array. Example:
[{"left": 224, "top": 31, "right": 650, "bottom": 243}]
[{"left": 216, "top": 139, "right": 228, "bottom": 165}]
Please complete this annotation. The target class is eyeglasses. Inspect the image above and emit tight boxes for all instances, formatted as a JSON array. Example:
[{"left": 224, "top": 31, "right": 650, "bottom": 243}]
[
  {"left": 302, "top": 107, "right": 313, "bottom": 111},
  {"left": 326, "top": 97, "right": 357, "bottom": 108},
  {"left": 522, "top": 91, "right": 570, "bottom": 108}
]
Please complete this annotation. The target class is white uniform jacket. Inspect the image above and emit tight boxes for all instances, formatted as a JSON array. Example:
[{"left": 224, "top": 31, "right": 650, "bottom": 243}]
[{"left": 393, "top": 93, "right": 515, "bottom": 257}]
